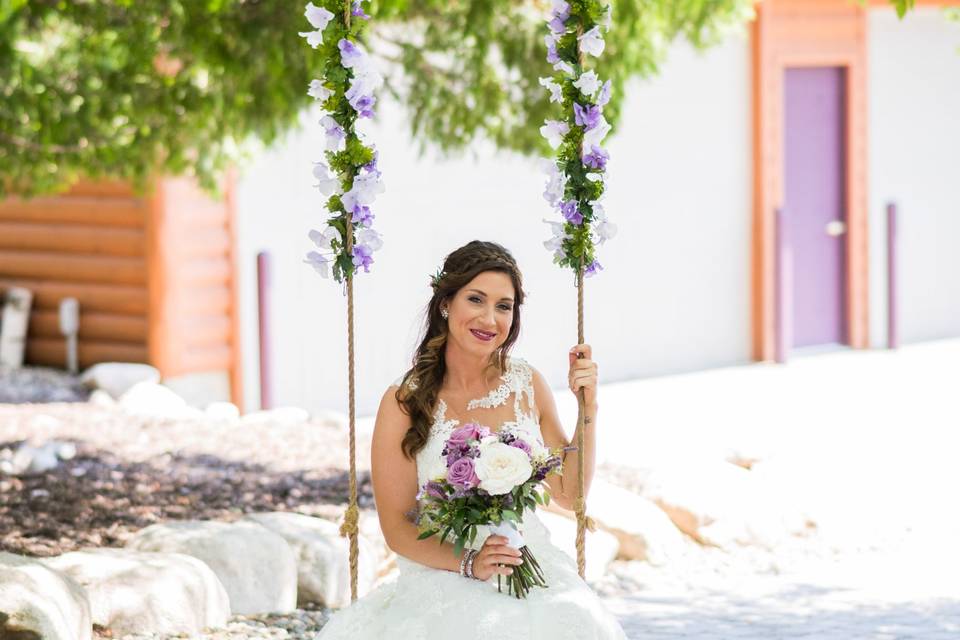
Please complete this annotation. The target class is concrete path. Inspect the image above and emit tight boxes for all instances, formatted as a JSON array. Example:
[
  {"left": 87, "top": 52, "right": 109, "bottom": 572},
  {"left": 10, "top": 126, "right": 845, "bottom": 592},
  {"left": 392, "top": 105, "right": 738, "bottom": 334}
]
[{"left": 571, "top": 339, "right": 960, "bottom": 639}]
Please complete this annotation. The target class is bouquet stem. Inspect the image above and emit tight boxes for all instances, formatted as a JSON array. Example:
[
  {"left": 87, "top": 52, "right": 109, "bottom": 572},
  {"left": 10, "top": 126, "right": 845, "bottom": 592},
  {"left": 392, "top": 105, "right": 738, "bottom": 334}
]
[{"left": 496, "top": 545, "right": 547, "bottom": 598}]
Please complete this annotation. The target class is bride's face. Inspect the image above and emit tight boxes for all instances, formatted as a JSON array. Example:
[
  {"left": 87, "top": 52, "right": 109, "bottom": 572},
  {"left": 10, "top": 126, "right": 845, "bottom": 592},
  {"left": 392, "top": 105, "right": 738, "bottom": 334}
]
[{"left": 443, "top": 270, "right": 515, "bottom": 359}]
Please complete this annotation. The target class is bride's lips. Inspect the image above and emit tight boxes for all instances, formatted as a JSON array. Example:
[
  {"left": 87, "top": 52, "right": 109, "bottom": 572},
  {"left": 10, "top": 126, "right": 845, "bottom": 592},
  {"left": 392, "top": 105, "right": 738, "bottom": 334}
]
[{"left": 470, "top": 329, "right": 496, "bottom": 342}]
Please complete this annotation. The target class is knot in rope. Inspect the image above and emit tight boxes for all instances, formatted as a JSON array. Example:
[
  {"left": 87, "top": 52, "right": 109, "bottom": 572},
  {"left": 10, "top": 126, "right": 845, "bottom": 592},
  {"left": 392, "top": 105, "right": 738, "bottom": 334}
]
[{"left": 339, "top": 503, "right": 360, "bottom": 538}]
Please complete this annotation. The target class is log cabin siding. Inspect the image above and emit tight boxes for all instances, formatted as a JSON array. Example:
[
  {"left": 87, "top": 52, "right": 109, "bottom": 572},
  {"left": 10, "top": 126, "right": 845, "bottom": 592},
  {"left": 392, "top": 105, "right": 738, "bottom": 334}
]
[{"left": 0, "top": 177, "right": 242, "bottom": 405}]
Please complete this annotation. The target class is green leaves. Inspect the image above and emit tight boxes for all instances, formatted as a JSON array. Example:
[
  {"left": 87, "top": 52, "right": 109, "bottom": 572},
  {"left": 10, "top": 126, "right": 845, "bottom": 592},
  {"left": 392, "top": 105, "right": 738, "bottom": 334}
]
[{"left": 1, "top": 0, "right": 916, "bottom": 197}]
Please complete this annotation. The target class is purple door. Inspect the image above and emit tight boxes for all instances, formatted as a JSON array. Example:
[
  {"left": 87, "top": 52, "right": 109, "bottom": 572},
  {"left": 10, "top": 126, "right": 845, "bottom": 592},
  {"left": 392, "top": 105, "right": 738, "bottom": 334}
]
[{"left": 783, "top": 67, "right": 847, "bottom": 348}]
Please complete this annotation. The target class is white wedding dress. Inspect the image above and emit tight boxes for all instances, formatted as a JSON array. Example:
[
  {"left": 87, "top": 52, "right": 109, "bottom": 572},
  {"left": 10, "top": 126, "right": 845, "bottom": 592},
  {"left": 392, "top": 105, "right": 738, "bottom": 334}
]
[{"left": 316, "top": 358, "right": 627, "bottom": 640}]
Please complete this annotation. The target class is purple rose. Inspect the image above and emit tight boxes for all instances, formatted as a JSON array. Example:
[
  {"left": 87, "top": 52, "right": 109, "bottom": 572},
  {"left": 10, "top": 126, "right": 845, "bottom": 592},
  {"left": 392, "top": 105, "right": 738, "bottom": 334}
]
[
  {"left": 447, "top": 457, "right": 480, "bottom": 490},
  {"left": 510, "top": 438, "right": 532, "bottom": 455},
  {"left": 447, "top": 422, "right": 488, "bottom": 448}
]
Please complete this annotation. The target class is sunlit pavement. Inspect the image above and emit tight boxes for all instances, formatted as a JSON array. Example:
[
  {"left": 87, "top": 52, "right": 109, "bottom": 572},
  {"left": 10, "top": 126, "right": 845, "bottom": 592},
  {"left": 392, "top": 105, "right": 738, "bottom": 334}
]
[{"left": 560, "top": 339, "right": 960, "bottom": 639}]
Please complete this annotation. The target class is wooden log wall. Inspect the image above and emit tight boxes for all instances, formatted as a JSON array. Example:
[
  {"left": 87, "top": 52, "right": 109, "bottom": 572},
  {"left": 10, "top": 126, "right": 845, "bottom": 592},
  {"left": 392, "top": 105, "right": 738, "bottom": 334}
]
[{"left": 0, "top": 177, "right": 242, "bottom": 405}]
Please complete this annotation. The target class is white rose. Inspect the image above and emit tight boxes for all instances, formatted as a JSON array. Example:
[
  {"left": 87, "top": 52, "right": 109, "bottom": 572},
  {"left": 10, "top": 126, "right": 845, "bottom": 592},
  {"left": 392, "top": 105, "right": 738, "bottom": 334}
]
[{"left": 475, "top": 442, "right": 534, "bottom": 495}]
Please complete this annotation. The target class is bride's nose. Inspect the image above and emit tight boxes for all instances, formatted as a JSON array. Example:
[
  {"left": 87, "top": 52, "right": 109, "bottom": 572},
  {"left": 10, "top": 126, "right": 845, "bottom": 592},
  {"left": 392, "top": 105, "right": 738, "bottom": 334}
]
[{"left": 480, "top": 305, "right": 497, "bottom": 327}]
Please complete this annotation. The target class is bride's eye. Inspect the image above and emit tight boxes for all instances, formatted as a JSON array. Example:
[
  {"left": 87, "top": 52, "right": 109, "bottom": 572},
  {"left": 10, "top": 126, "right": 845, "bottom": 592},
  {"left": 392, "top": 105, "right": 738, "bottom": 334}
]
[
  {"left": 468, "top": 296, "right": 482, "bottom": 304},
  {"left": 498, "top": 304, "right": 513, "bottom": 312}
]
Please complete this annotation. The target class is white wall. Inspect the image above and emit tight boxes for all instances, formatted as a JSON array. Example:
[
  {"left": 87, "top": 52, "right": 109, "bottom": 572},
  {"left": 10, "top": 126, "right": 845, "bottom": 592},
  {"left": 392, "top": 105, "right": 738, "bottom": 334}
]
[
  {"left": 868, "top": 8, "right": 960, "bottom": 346},
  {"left": 235, "top": 33, "right": 753, "bottom": 416}
]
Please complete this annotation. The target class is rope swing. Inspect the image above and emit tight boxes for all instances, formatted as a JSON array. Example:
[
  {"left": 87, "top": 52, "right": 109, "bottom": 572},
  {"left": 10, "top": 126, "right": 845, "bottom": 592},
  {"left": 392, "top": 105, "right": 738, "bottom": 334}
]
[
  {"left": 539, "top": 0, "right": 617, "bottom": 579},
  {"left": 300, "top": 0, "right": 385, "bottom": 602}
]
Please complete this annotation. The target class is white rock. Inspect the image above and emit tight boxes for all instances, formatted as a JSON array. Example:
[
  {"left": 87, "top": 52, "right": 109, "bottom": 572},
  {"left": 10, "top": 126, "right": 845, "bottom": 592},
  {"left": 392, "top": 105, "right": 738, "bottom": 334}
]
[
  {"left": 243, "top": 511, "right": 377, "bottom": 608},
  {"left": 569, "top": 479, "right": 695, "bottom": 565},
  {"left": 44, "top": 548, "right": 230, "bottom": 636},
  {"left": 88, "top": 389, "right": 116, "bottom": 408},
  {"left": 126, "top": 520, "right": 297, "bottom": 615},
  {"left": 2, "top": 441, "right": 69, "bottom": 476},
  {"left": 0, "top": 552, "right": 92, "bottom": 640},
  {"left": 205, "top": 401, "right": 240, "bottom": 422},
  {"left": 535, "top": 511, "right": 620, "bottom": 583},
  {"left": 118, "top": 382, "right": 202, "bottom": 420},
  {"left": 641, "top": 461, "right": 812, "bottom": 550},
  {"left": 239, "top": 406, "right": 310, "bottom": 427},
  {"left": 81, "top": 363, "right": 161, "bottom": 399}
]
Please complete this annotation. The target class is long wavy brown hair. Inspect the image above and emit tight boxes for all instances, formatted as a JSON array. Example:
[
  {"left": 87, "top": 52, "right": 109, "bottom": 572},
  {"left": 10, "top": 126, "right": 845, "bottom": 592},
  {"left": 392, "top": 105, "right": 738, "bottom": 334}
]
[{"left": 396, "top": 241, "right": 525, "bottom": 459}]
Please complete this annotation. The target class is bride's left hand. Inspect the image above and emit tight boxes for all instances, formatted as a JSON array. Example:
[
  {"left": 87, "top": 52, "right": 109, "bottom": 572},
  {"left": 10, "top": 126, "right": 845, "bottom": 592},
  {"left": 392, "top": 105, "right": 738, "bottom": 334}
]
[{"left": 568, "top": 343, "right": 598, "bottom": 408}]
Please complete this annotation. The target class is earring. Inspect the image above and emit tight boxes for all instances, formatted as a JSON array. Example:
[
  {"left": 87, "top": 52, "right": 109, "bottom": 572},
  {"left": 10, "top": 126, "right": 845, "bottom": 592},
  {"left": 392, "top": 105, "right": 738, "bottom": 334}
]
[{"left": 440, "top": 309, "right": 449, "bottom": 319}]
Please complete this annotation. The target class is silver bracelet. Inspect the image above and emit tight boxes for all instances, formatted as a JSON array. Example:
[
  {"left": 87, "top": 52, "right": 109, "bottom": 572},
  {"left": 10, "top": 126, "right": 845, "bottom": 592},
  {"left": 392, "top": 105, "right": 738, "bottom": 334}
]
[
  {"left": 466, "top": 549, "right": 479, "bottom": 580},
  {"left": 459, "top": 550, "right": 470, "bottom": 577}
]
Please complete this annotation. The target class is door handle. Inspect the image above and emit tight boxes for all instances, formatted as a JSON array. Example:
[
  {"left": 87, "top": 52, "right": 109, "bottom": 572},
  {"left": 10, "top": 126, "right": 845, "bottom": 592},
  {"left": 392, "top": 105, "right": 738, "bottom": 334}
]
[{"left": 825, "top": 220, "right": 846, "bottom": 237}]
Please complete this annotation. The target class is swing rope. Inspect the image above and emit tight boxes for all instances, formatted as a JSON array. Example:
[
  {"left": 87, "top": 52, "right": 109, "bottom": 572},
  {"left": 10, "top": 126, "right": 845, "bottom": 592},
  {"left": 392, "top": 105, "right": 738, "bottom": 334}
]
[
  {"left": 574, "top": 268, "right": 588, "bottom": 579},
  {"left": 337, "top": 0, "right": 361, "bottom": 605}
]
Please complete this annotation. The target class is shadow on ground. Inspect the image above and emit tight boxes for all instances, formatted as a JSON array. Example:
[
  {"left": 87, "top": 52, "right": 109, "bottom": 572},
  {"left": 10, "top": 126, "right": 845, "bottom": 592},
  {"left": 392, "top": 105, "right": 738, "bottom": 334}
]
[{"left": 0, "top": 438, "right": 373, "bottom": 557}]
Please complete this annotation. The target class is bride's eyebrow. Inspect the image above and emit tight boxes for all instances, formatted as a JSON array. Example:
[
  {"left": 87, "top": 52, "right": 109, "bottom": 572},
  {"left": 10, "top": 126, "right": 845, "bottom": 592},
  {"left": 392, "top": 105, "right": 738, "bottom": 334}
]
[{"left": 466, "top": 288, "right": 514, "bottom": 303}]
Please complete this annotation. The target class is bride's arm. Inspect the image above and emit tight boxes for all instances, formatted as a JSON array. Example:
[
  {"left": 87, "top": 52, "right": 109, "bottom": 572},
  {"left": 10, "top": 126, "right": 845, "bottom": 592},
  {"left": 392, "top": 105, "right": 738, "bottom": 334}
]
[
  {"left": 530, "top": 364, "right": 597, "bottom": 512},
  {"left": 371, "top": 386, "right": 462, "bottom": 571}
]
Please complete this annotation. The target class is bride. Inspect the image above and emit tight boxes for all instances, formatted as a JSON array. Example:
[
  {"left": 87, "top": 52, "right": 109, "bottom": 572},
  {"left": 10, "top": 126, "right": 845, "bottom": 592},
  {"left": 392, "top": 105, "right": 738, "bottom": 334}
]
[{"left": 317, "top": 240, "right": 626, "bottom": 639}]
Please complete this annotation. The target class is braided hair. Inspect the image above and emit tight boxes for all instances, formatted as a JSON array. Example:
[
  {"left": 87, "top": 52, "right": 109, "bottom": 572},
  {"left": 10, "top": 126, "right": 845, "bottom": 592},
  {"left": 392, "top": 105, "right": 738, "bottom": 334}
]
[{"left": 396, "top": 241, "right": 525, "bottom": 459}]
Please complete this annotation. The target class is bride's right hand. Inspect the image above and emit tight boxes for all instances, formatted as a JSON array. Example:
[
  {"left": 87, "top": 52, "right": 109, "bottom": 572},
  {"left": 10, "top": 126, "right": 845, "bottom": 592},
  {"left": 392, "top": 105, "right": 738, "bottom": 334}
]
[{"left": 470, "top": 535, "right": 523, "bottom": 581}]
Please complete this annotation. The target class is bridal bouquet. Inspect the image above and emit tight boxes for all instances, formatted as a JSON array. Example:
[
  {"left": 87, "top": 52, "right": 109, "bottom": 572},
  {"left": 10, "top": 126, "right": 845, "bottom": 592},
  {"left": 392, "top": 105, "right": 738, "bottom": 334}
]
[{"left": 416, "top": 423, "right": 563, "bottom": 598}]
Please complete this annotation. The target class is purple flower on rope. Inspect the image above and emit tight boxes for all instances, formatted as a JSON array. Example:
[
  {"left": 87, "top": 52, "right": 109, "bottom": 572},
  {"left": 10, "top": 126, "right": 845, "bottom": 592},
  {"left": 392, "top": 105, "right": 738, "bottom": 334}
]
[
  {"left": 351, "top": 0, "right": 370, "bottom": 19},
  {"left": 574, "top": 103, "right": 602, "bottom": 130},
  {"left": 582, "top": 145, "right": 609, "bottom": 170},
  {"left": 364, "top": 149, "right": 380, "bottom": 174},
  {"left": 597, "top": 80, "right": 612, "bottom": 107},
  {"left": 338, "top": 39, "right": 363, "bottom": 66},
  {"left": 352, "top": 244, "right": 374, "bottom": 272},
  {"left": 351, "top": 205, "right": 375, "bottom": 227},
  {"left": 350, "top": 93, "right": 376, "bottom": 118},
  {"left": 545, "top": 34, "right": 560, "bottom": 64},
  {"left": 548, "top": 16, "right": 567, "bottom": 34},
  {"left": 552, "top": 0, "right": 571, "bottom": 21},
  {"left": 585, "top": 259, "right": 604, "bottom": 278},
  {"left": 560, "top": 200, "right": 583, "bottom": 226}
]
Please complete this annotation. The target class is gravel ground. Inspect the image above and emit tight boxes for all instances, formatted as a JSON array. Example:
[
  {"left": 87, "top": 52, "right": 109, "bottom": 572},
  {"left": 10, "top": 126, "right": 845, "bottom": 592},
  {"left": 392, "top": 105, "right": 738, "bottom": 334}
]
[{"left": 1, "top": 369, "right": 378, "bottom": 638}]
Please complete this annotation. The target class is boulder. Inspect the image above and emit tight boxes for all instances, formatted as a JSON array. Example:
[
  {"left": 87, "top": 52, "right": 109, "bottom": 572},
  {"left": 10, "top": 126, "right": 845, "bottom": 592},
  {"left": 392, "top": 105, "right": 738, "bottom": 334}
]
[
  {"left": 44, "top": 548, "right": 230, "bottom": 636},
  {"left": 0, "top": 552, "right": 92, "bottom": 640},
  {"left": 536, "top": 511, "right": 619, "bottom": 583},
  {"left": 118, "top": 382, "right": 203, "bottom": 420},
  {"left": 80, "top": 363, "right": 160, "bottom": 399},
  {"left": 641, "top": 461, "right": 812, "bottom": 550},
  {"left": 244, "top": 512, "right": 377, "bottom": 608},
  {"left": 205, "top": 401, "right": 241, "bottom": 423},
  {"left": 555, "top": 479, "right": 695, "bottom": 565},
  {"left": 125, "top": 520, "right": 297, "bottom": 615}
]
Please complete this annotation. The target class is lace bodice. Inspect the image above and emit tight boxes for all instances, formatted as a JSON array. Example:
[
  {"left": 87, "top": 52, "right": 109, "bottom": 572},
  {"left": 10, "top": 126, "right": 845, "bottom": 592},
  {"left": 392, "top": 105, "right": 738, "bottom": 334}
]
[{"left": 414, "top": 357, "right": 545, "bottom": 488}]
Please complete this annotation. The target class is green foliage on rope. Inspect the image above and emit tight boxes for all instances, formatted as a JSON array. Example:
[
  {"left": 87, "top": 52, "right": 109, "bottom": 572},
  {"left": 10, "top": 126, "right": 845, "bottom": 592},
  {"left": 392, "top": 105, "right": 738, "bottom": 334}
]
[{"left": 0, "top": 0, "right": 919, "bottom": 196}]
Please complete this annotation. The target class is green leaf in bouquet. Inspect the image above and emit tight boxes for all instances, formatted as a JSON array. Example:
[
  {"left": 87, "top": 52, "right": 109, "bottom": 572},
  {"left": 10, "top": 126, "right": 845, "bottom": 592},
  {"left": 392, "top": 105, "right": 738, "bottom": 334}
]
[
  {"left": 468, "top": 508, "right": 484, "bottom": 521},
  {"left": 503, "top": 510, "right": 519, "bottom": 522},
  {"left": 417, "top": 529, "right": 438, "bottom": 540},
  {"left": 439, "top": 525, "right": 453, "bottom": 545},
  {"left": 453, "top": 536, "right": 466, "bottom": 557}
]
